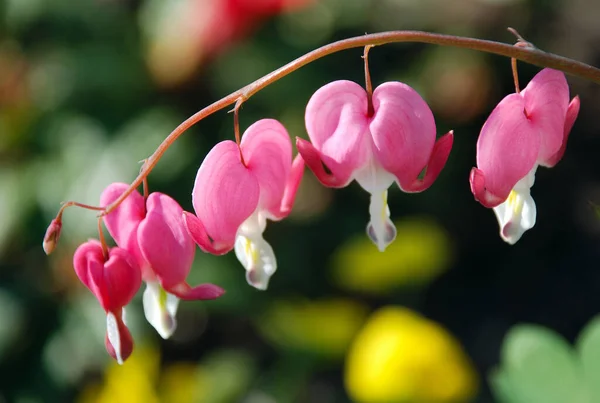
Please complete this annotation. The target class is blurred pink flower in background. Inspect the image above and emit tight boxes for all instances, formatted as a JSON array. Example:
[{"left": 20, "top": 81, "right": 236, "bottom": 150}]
[{"left": 143, "top": 0, "right": 316, "bottom": 87}]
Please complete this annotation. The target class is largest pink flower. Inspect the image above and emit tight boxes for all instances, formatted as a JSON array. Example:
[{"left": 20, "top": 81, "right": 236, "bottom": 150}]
[
  {"left": 184, "top": 119, "right": 305, "bottom": 290},
  {"left": 296, "top": 80, "right": 453, "bottom": 251},
  {"left": 470, "top": 68, "right": 580, "bottom": 244}
]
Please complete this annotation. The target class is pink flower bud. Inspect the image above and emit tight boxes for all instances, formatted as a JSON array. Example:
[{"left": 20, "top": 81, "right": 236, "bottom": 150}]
[{"left": 42, "top": 219, "right": 62, "bottom": 255}]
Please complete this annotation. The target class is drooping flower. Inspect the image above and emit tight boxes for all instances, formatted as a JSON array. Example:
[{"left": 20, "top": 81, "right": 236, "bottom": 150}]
[
  {"left": 183, "top": 119, "right": 305, "bottom": 290},
  {"left": 101, "top": 184, "right": 225, "bottom": 339},
  {"left": 73, "top": 240, "right": 141, "bottom": 364},
  {"left": 469, "top": 68, "right": 580, "bottom": 244},
  {"left": 297, "top": 80, "right": 453, "bottom": 251}
]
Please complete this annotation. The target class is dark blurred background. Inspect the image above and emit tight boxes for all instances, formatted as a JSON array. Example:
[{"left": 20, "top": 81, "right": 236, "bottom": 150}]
[{"left": 1, "top": 0, "right": 600, "bottom": 402}]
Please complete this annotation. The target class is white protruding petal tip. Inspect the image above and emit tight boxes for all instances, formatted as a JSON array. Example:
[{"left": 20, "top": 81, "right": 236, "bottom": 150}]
[
  {"left": 106, "top": 311, "right": 123, "bottom": 365},
  {"left": 366, "top": 190, "right": 396, "bottom": 251},
  {"left": 235, "top": 234, "right": 277, "bottom": 291},
  {"left": 143, "top": 282, "right": 179, "bottom": 339},
  {"left": 366, "top": 221, "right": 397, "bottom": 252},
  {"left": 493, "top": 181, "right": 537, "bottom": 245}
]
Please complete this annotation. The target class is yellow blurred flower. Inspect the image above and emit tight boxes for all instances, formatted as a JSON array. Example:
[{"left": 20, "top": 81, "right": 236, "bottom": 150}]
[
  {"left": 345, "top": 307, "right": 478, "bottom": 403},
  {"left": 331, "top": 217, "right": 452, "bottom": 295},
  {"left": 78, "top": 344, "right": 203, "bottom": 403},
  {"left": 259, "top": 298, "right": 369, "bottom": 358}
]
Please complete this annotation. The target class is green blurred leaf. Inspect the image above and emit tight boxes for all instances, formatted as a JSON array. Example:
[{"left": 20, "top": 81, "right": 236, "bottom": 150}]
[
  {"left": 500, "top": 324, "right": 588, "bottom": 403},
  {"left": 196, "top": 350, "right": 256, "bottom": 403},
  {"left": 489, "top": 368, "right": 525, "bottom": 403},
  {"left": 577, "top": 315, "right": 600, "bottom": 401}
]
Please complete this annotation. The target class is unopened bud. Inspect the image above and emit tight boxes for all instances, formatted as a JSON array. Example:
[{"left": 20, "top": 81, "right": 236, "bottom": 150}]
[{"left": 42, "top": 219, "right": 62, "bottom": 255}]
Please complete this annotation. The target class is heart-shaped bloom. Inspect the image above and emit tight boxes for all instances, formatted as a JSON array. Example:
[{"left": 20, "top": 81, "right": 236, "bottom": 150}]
[
  {"left": 101, "top": 184, "right": 225, "bottom": 339},
  {"left": 184, "top": 119, "right": 305, "bottom": 290},
  {"left": 73, "top": 240, "right": 141, "bottom": 364},
  {"left": 297, "top": 80, "right": 453, "bottom": 251},
  {"left": 470, "top": 68, "right": 580, "bottom": 244}
]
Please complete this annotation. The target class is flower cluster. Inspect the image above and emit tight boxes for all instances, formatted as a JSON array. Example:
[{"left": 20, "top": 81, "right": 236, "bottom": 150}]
[{"left": 44, "top": 60, "right": 579, "bottom": 363}]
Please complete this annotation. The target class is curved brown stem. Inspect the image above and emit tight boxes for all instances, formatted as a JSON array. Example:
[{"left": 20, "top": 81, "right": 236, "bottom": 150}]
[{"left": 100, "top": 30, "right": 600, "bottom": 216}]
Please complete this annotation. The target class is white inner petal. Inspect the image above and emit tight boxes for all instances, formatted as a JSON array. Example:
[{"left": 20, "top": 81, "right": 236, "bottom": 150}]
[
  {"left": 106, "top": 311, "right": 123, "bottom": 365},
  {"left": 353, "top": 156, "right": 395, "bottom": 193},
  {"left": 235, "top": 212, "right": 277, "bottom": 290},
  {"left": 492, "top": 166, "right": 538, "bottom": 245},
  {"left": 143, "top": 282, "right": 179, "bottom": 339},
  {"left": 366, "top": 190, "right": 397, "bottom": 252}
]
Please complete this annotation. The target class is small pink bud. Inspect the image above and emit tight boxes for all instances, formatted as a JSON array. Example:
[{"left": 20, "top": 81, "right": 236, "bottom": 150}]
[{"left": 42, "top": 219, "right": 62, "bottom": 255}]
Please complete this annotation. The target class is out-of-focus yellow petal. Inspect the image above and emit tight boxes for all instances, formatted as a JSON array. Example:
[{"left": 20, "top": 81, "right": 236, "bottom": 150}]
[
  {"left": 345, "top": 306, "right": 478, "bottom": 403},
  {"left": 331, "top": 217, "right": 452, "bottom": 295},
  {"left": 259, "top": 298, "right": 369, "bottom": 358},
  {"left": 159, "top": 363, "right": 205, "bottom": 403},
  {"left": 77, "top": 344, "right": 161, "bottom": 403}
]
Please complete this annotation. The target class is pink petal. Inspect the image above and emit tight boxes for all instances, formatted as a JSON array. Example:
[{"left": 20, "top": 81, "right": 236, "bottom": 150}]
[
  {"left": 475, "top": 93, "right": 540, "bottom": 205},
  {"left": 296, "top": 138, "right": 350, "bottom": 187},
  {"left": 73, "top": 239, "right": 104, "bottom": 292},
  {"left": 469, "top": 167, "right": 506, "bottom": 208},
  {"left": 370, "top": 82, "right": 437, "bottom": 190},
  {"left": 73, "top": 241, "right": 141, "bottom": 312},
  {"left": 241, "top": 119, "right": 292, "bottom": 216},
  {"left": 168, "top": 282, "right": 225, "bottom": 301},
  {"left": 272, "top": 153, "right": 305, "bottom": 219},
  {"left": 183, "top": 211, "right": 224, "bottom": 254},
  {"left": 191, "top": 141, "right": 260, "bottom": 252},
  {"left": 304, "top": 80, "right": 370, "bottom": 185},
  {"left": 542, "top": 95, "right": 580, "bottom": 168},
  {"left": 100, "top": 183, "right": 147, "bottom": 272},
  {"left": 104, "top": 311, "right": 134, "bottom": 363},
  {"left": 138, "top": 193, "right": 195, "bottom": 289},
  {"left": 521, "top": 68, "right": 569, "bottom": 163},
  {"left": 401, "top": 130, "right": 454, "bottom": 193}
]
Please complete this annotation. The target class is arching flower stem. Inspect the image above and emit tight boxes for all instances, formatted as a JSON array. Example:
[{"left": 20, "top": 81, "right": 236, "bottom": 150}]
[{"left": 57, "top": 29, "right": 599, "bottom": 218}]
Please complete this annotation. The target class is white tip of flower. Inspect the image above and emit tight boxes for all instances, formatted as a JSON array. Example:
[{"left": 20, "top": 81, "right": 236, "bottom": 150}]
[
  {"left": 143, "top": 282, "right": 179, "bottom": 339},
  {"left": 234, "top": 234, "right": 277, "bottom": 291},
  {"left": 106, "top": 311, "right": 123, "bottom": 365},
  {"left": 493, "top": 188, "right": 537, "bottom": 245},
  {"left": 366, "top": 190, "right": 397, "bottom": 252}
]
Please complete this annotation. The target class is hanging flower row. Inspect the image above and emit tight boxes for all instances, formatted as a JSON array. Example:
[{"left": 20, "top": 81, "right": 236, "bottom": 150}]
[{"left": 42, "top": 34, "right": 584, "bottom": 364}]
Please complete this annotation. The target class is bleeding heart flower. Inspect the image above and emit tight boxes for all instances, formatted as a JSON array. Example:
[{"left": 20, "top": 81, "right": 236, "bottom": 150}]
[
  {"left": 470, "top": 68, "right": 580, "bottom": 244},
  {"left": 101, "top": 184, "right": 225, "bottom": 339},
  {"left": 297, "top": 80, "right": 453, "bottom": 252},
  {"left": 184, "top": 119, "right": 305, "bottom": 290},
  {"left": 73, "top": 240, "right": 141, "bottom": 364}
]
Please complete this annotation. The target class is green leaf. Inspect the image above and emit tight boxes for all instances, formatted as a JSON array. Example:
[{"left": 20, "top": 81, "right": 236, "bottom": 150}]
[
  {"left": 577, "top": 315, "right": 600, "bottom": 401},
  {"left": 489, "top": 367, "right": 525, "bottom": 403},
  {"left": 500, "top": 324, "right": 588, "bottom": 403}
]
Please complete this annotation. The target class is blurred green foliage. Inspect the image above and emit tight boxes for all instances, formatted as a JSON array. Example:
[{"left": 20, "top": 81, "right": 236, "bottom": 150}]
[{"left": 491, "top": 316, "right": 600, "bottom": 403}]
